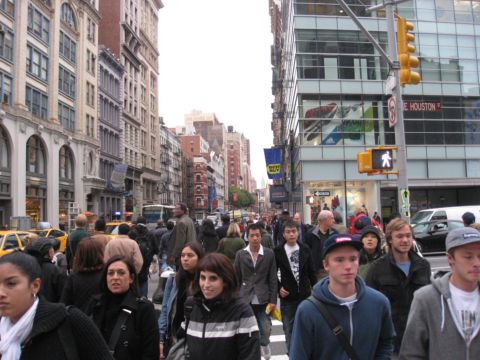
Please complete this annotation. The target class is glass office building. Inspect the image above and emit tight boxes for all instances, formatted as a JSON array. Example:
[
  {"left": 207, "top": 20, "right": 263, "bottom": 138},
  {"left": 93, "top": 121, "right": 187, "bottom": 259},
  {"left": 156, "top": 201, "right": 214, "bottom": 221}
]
[{"left": 271, "top": 0, "right": 480, "bottom": 224}]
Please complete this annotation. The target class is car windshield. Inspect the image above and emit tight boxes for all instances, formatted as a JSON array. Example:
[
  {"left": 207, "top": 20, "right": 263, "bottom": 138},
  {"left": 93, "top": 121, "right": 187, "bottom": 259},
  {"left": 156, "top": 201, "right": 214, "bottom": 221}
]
[{"left": 411, "top": 211, "right": 433, "bottom": 224}]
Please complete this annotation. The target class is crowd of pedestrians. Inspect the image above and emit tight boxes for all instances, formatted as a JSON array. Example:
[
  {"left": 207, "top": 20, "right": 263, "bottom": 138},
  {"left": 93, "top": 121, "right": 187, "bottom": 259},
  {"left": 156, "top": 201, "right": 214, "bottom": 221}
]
[{"left": 0, "top": 203, "right": 479, "bottom": 360}]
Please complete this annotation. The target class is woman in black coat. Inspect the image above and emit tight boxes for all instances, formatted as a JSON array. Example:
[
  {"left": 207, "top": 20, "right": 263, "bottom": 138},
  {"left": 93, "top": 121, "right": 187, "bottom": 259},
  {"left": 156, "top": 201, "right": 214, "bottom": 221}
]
[
  {"left": 88, "top": 255, "right": 159, "bottom": 360},
  {"left": 198, "top": 218, "right": 219, "bottom": 253},
  {"left": 60, "top": 238, "right": 104, "bottom": 313},
  {"left": 0, "top": 252, "right": 112, "bottom": 360}
]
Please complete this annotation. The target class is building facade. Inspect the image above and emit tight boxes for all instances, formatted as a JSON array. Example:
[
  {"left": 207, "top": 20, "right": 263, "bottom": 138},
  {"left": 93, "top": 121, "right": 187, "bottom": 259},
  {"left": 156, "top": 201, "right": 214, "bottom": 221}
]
[
  {"left": 0, "top": 0, "right": 102, "bottom": 228},
  {"left": 272, "top": 0, "right": 480, "bottom": 225},
  {"left": 99, "top": 0, "right": 163, "bottom": 217},
  {"left": 158, "top": 119, "right": 182, "bottom": 206},
  {"left": 98, "top": 46, "right": 124, "bottom": 219}
]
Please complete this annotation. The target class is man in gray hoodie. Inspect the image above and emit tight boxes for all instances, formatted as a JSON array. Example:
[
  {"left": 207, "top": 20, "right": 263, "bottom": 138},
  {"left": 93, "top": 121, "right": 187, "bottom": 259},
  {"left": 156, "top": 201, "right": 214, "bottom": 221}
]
[{"left": 399, "top": 227, "right": 480, "bottom": 359}]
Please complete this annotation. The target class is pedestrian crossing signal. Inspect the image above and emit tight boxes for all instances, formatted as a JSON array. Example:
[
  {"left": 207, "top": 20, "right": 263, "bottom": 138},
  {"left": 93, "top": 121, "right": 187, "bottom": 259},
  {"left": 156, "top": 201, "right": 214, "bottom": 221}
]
[
  {"left": 357, "top": 147, "right": 398, "bottom": 175},
  {"left": 372, "top": 149, "right": 393, "bottom": 170}
]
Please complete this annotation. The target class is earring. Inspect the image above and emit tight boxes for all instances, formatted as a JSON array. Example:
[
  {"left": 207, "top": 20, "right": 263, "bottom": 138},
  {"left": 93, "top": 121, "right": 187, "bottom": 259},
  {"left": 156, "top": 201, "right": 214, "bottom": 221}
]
[{"left": 32, "top": 293, "right": 37, "bottom": 299}]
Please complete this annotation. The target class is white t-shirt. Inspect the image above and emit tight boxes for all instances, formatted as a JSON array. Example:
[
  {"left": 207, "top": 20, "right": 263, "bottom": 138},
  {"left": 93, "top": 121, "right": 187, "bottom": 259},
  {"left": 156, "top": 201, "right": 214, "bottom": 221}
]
[
  {"left": 449, "top": 282, "right": 480, "bottom": 343},
  {"left": 284, "top": 243, "right": 300, "bottom": 284}
]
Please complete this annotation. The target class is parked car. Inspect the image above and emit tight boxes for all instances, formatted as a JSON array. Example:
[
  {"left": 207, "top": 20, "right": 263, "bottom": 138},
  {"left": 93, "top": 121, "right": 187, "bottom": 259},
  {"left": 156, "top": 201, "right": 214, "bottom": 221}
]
[
  {"left": 29, "top": 228, "right": 68, "bottom": 252},
  {"left": 411, "top": 206, "right": 480, "bottom": 225},
  {"left": 413, "top": 220, "right": 464, "bottom": 253},
  {"left": 0, "top": 231, "right": 34, "bottom": 257}
]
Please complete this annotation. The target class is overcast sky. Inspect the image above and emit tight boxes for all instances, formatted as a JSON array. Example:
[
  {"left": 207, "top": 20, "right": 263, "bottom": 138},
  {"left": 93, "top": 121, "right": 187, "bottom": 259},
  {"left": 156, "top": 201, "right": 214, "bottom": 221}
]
[{"left": 158, "top": 0, "right": 274, "bottom": 188}]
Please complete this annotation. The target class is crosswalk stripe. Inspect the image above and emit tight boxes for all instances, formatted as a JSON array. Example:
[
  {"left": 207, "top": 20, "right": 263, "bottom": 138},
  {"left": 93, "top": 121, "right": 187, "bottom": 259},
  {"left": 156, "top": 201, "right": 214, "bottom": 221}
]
[
  {"left": 270, "top": 334, "right": 286, "bottom": 343},
  {"left": 271, "top": 356, "right": 289, "bottom": 360}
]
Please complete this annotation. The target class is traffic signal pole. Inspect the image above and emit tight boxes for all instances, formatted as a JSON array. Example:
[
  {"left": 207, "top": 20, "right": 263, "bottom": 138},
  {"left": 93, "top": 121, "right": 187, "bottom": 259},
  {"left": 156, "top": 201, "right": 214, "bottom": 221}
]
[{"left": 336, "top": 0, "right": 411, "bottom": 220}]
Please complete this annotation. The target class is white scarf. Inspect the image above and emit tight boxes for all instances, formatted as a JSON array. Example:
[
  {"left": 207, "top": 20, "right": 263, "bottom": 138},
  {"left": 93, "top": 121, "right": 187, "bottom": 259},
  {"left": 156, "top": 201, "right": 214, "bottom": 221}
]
[{"left": 0, "top": 298, "right": 39, "bottom": 360}]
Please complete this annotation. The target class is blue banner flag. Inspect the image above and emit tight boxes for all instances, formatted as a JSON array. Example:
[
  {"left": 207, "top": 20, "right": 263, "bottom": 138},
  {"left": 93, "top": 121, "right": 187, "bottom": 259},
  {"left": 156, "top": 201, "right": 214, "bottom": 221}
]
[
  {"left": 264, "top": 148, "right": 283, "bottom": 180},
  {"left": 107, "top": 163, "right": 128, "bottom": 192}
]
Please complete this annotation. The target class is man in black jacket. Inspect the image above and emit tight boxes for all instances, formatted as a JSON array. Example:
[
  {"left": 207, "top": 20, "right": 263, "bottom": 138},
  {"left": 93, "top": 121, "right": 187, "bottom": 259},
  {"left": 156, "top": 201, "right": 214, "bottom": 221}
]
[
  {"left": 275, "top": 219, "right": 316, "bottom": 353},
  {"left": 305, "top": 210, "right": 336, "bottom": 279},
  {"left": 215, "top": 213, "right": 230, "bottom": 240},
  {"left": 366, "top": 217, "right": 431, "bottom": 353}
]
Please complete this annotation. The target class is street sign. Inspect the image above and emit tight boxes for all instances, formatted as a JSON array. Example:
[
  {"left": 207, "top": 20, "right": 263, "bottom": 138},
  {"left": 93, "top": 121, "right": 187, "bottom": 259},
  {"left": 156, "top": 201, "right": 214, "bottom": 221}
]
[
  {"left": 372, "top": 149, "right": 394, "bottom": 170},
  {"left": 388, "top": 96, "right": 397, "bottom": 127},
  {"left": 314, "top": 190, "right": 330, "bottom": 196},
  {"left": 385, "top": 74, "right": 396, "bottom": 95}
]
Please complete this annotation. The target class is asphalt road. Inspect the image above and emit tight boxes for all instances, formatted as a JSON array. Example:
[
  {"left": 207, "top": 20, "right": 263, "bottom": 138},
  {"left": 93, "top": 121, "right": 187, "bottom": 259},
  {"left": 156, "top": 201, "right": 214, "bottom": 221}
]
[{"left": 424, "top": 254, "right": 449, "bottom": 274}]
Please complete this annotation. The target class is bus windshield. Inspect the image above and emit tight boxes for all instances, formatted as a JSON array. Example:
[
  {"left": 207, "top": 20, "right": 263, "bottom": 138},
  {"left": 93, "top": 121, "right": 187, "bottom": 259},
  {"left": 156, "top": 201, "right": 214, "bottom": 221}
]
[{"left": 142, "top": 205, "right": 175, "bottom": 224}]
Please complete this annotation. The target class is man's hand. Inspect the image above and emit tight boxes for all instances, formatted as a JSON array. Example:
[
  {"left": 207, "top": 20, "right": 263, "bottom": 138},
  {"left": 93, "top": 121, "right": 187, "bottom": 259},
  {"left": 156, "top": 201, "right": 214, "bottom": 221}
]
[
  {"left": 279, "top": 287, "right": 289, "bottom": 298},
  {"left": 268, "top": 303, "right": 277, "bottom": 311}
]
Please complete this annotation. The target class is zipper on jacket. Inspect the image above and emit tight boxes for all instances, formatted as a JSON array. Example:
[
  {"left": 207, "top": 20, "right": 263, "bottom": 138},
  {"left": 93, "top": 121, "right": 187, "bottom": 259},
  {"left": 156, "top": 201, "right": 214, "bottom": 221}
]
[{"left": 348, "top": 307, "right": 354, "bottom": 345}]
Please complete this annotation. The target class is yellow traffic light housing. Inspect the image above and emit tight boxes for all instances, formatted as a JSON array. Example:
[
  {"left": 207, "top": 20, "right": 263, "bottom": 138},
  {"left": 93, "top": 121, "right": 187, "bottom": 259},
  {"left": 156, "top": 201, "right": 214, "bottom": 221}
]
[
  {"left": 397, "top": 15, "right": 420, "bottom": 86},
  {"left": 357, "top": 150, "right": 373, "bottom": 174}
]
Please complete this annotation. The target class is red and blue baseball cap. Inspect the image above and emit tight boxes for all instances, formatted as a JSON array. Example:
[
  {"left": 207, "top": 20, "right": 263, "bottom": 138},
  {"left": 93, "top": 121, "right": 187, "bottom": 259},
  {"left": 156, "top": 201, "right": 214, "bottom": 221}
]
[{"left": 323, "top": 233, "right": 363, "bottom": 257}]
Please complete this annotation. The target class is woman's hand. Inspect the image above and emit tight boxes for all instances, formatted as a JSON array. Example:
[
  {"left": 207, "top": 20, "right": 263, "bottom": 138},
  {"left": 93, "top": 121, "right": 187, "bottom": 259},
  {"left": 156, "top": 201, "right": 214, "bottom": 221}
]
[{"left": 159, "top": 342, "right": 165, "bottom": 359}]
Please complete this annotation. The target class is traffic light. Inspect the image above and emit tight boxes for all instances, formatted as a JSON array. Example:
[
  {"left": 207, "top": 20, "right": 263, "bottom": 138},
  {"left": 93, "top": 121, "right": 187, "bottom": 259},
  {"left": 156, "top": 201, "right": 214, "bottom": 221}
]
[
  {"left": 357, "top": 147, "right": 397, "bottom": 174},
  {"left": 397, "top": 15, "right": 420, "bottom": 86}
]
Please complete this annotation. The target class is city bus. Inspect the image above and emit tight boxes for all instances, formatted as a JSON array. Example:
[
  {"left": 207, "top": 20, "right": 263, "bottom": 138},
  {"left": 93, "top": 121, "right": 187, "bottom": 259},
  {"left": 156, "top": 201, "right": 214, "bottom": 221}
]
[{"left": 142, "top": 204, "right": 175, "bottom": 227}]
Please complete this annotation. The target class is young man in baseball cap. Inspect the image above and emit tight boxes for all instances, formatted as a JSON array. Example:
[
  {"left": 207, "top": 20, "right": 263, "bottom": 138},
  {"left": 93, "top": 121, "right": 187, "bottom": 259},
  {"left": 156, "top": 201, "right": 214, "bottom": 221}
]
[
  {"left": 290, "top": 234, "right": 395, "bottom": 359},
  {"left": 400, "top": 227, "right": 480, "bottom": 359}
]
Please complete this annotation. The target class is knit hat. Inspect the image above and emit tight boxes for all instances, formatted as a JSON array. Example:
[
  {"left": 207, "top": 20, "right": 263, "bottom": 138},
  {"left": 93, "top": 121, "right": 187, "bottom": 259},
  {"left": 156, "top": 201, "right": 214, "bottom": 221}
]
[
  {"left": 445, "top": 227, "right": 480, "bottom": 252},
  {"left": 323, "top": 233, "right": 363, "bottom": 257},
  {"left": 360, "top": 225, "right": 381, "bottom": 241},
  {"left": 462, "top": 212, "right": 476, "bottom": 226}
]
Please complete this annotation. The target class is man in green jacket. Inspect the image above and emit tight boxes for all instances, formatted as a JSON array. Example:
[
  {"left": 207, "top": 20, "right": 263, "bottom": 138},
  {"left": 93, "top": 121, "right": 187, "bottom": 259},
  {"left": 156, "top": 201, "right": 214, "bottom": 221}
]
[{"left": 65, "top": 214, "right": 89, "bottom": 268}]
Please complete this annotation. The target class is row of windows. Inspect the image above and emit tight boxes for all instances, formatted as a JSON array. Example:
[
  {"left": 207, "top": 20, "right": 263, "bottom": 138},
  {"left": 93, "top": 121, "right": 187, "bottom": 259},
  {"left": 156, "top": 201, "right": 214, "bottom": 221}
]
[
  {"left": 99, "top": 159, "right": 114, "bottom": 181},
  {"left": 99, "top": 126, "right": 120, "bottom": 157},
  {"left": 26, "top": 44, "right": 48, "bottom": 82},
  {"left": 99, "top": 66, "right": 121, "bottom": 99},
  {"left": 99, "top": 96, "right": 120, "bottom": 128},
  {"left": 58, "top": 102, "right": 75, "bottom": 131},
  {"left": 28, "top": 4, "right": 50, "bottom": 44}
]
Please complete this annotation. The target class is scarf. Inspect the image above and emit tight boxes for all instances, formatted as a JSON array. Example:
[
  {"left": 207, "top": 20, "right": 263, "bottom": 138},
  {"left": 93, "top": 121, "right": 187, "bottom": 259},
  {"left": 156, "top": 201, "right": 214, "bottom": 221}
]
[{"left": 0, "top": 298, "right": 39, "bottom": 360}]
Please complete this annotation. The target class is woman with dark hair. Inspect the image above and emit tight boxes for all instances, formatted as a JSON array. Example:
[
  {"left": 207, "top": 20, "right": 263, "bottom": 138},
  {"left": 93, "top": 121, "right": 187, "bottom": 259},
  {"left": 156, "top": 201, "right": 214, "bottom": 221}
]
[
  {"left": 198, "top": 218, "right": 219, "bottom": 253},
  {"left": 217, "top": 223, "right": 245, "bottom": 263},
  {"left": 0, "top": 252, "right": 112, "bottom": 359},
  {"left": 87, "top": 256, "right": 159, "bottom": 360},
  {"left": 183, "top": 253, "right": 260, "bottom": 360},
  {"left": 60, "top": 238, "right": 105, "bottom": 312},
  {"left": 159, "top": 241, "right": 204, "bottom": 359}
]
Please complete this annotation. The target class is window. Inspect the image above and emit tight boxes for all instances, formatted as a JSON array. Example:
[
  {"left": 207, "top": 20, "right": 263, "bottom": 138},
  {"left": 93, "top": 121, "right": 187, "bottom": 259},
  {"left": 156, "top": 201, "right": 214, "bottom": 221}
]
[
  {"left": 61, "top": 3, "right": 76, "bottom": 29},
  {"left": 59, "top": 146, "right": 73, "bottom": 180},
  {"left": 141, "top": 130, "right": 146, "bottom": 149},
  {"left": 0, "top": 26, "right": 13, "bottom": 61},
  {"left": 59, "top": 31, "right": 76, "bottom": 64},
  {"left": 58, "top": 66, "right": 76, "bottom": 98},
  {"left": 26, "top": 136, "right": 46, "bottom": 174},
  {"left": 27, "top": 5, "right": 50, "bottom": 43},
  {"left": 86, "top": 114, "right": 94, "bottom": 137},
  {"left": 0, "top": 0, "right": 14, "bottom": 17},
  {"left": 0, "top": 126, "right": 9, "bottom": 169},
  {"left": 86, "top": 49, "right": 96, "bottom": 74},
  {"left": 25, "top": 86, "right": 48, "bottom": 120},
  {"left": 87, "top": 17, "right": 96, "bottom": 42},
  {"left": 150, "top": 136, "right": 155, "bottom": 153},
  {"left": 86, "top": 82, "right": 95, "bottom": 107},
  {"left": 58, "top": 102, "right": 75, "bottom": 131},
  {"left": 26, "top": 44, "right": 48, "bottom": 82},
  {"left": 0, "top": 72, "right": 12, "bottom": 105}
]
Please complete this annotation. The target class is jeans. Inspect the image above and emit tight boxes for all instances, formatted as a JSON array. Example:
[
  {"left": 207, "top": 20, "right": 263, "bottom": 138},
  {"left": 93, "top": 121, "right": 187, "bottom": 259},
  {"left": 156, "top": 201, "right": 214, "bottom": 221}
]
[
  {"left": 280, "top": 299, "right": 301, "bottom": 353},
  {"left": 251, "top": 304, "right": 272, "bottom": 346},
  {"left": 139, "top": 279, "right": 148, "bottom": 298}
]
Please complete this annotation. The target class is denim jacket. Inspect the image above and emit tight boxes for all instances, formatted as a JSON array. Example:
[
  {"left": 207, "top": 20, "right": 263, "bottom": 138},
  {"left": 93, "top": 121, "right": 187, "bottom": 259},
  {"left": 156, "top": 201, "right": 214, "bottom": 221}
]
[{"left": 158, "top": 274, "right": 177, "bottom": 342}]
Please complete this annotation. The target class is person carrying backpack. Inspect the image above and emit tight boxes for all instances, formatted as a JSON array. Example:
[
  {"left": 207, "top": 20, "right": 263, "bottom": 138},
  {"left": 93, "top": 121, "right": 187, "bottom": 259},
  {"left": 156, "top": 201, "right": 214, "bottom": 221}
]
[{"left": 129, "top": 216, "right": 158, "bottom": 298}]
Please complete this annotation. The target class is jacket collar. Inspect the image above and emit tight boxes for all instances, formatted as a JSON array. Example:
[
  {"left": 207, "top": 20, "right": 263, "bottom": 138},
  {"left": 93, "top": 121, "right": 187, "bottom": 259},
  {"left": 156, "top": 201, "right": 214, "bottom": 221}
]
[
  {"left": 26, "top": 298, "right": 67, "bottom": 341},
  {"left": 245, "top": 244, "right": 264, "bottom": 256}
]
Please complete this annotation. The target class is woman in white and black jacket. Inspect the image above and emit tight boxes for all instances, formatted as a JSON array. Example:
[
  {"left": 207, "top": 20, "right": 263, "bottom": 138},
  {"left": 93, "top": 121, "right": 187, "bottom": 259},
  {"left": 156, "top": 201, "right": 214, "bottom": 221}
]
[{"left": 182, "top": 253, "right": 261, "bottom": 360}]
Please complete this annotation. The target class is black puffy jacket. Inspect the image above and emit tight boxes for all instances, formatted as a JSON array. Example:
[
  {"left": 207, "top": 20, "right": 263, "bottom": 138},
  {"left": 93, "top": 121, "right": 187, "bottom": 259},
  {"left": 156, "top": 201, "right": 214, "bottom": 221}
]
[
  {"left": 365, "top": 251, "right": 431, "bottom": 351},
  {"left": 184, "top": 295, "right": 260, "bottom": 360}
]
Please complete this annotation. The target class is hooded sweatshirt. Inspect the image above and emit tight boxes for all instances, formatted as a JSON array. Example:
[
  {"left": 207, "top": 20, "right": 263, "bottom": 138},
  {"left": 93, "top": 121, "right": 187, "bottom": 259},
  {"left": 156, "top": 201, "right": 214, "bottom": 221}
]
[
  {"left": 289, "top": 276, "right": 395, "bottom": 360},
  {"left": 399, "top": 272, "right": 480, "bottom": 360}
]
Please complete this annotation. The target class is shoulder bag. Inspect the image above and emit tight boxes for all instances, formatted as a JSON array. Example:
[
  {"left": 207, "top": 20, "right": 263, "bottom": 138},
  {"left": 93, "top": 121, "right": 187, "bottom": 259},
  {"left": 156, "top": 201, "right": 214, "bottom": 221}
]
[{"left": 307, "top": 295, "right": 360, "bottom": 360}]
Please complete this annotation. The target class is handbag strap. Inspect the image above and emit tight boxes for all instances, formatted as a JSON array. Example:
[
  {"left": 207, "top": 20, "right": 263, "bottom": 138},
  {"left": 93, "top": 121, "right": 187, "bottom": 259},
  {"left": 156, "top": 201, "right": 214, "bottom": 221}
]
[
  {"left": 307, "top": 295, "right": 360, "bottom": 360},
  {"left": 108, "top": 308, "right": 132, "bottom": 353}
]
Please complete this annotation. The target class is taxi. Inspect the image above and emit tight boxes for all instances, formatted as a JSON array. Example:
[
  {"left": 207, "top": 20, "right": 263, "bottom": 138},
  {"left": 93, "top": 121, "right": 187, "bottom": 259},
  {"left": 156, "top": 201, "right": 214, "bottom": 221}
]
[
  {"left": 0, "top": 231, "right": 34, "bottom": 257},
  {"left": 105, "top": 221, "right": 131, "bottom": 237},
  {"left": 29, "top": 228, "right": 68, "bottom": 252}
]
